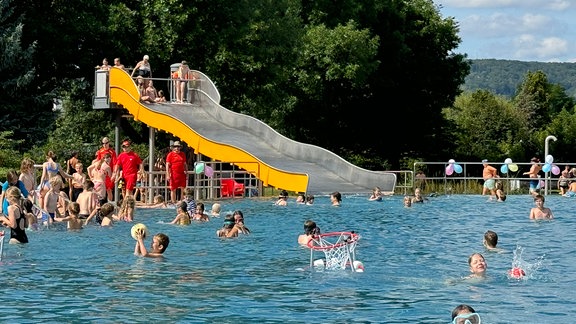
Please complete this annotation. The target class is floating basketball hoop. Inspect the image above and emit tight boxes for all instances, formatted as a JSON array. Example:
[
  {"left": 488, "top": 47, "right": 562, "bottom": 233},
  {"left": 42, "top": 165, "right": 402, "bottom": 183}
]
[{"left": 308, "top": 231, "right": 362, "bottom": 272}]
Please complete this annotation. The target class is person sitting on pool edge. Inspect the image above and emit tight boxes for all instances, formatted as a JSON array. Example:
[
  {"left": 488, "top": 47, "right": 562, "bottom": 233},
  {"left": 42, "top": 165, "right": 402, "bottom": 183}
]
[
  {"left": 451, "top": 304, "right": 481, "bottom": 324},
  {"left": 134, "top": 230, "right": 170, "bottom": 258}
]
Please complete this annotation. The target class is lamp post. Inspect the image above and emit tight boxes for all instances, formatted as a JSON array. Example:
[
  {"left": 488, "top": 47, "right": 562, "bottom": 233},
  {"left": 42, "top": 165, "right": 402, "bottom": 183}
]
[{"left": 544, "top": 135, "right": 557, "bottom": 195}]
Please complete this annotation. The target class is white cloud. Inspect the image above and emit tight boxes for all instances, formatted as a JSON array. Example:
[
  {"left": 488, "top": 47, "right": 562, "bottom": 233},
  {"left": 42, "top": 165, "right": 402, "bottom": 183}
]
[
  {"left": 459, "top": 13, "right": 553, "bottom": 38},
  {"left": 513, "top": 35, "right": 568, "bottom": 60},
  {"left": 439, "top": 0, "right": 572, "bottom": 10}
]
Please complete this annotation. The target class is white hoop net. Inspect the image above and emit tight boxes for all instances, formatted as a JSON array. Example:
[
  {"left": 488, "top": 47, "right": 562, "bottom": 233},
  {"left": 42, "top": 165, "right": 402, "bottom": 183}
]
[{"left": 308, "top": 231, "right": 360, "bottom": 271}]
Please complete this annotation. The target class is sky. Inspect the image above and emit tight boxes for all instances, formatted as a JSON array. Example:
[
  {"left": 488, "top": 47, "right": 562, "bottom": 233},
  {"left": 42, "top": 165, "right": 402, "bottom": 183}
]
[{"left": 437, "top": 0, "right": 576, "bottom": 62}]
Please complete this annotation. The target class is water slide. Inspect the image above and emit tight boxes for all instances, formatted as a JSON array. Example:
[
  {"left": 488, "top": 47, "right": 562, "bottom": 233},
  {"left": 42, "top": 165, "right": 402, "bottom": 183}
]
[{"left": 104, "top": 67, "right": 396, "bottom": 195}]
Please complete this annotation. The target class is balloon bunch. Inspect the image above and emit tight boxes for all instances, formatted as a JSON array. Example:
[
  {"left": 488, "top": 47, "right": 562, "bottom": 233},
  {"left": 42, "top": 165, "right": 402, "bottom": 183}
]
[
  {"left": 542, "top": 155, "right": 560, "bottom": 175},
  {"left": 445, "top": 159, "right": 463, "bottom": 176},
  {"left": 500, "top": 158, "right": 519, "bottom": 174},
  {"left": 194, "top": 162, "right": 215, "bottom": 177}
]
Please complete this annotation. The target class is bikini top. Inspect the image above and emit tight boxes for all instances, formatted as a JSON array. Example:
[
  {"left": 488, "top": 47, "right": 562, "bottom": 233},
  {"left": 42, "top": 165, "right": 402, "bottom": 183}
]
[{"left": 46, "top": 162, "right": 59, "bottom": 173}]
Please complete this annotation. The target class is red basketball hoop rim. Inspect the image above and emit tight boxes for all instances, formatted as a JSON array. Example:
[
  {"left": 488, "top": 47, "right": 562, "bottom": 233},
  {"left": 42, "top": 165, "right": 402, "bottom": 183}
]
[{"left": 307, "top": 231, "right": 359, "bottom": 250}]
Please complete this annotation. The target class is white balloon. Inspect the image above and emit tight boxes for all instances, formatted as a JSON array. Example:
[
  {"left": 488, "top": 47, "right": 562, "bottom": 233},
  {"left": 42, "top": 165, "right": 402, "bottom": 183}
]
[
  {"left": 504, "top": 158, "right": 512, "bottom": 164},
  {"left": 545, "top": 154, "right": 554, "bottom": 164},
  {"left": 448, "top": 159, "right": 456, "bottom": 164}
]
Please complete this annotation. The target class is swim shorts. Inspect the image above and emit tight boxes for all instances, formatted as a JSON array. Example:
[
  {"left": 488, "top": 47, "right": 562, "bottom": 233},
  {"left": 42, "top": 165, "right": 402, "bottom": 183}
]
[{"left": 483, "top": 178, "right": 495, "bottom": 190}]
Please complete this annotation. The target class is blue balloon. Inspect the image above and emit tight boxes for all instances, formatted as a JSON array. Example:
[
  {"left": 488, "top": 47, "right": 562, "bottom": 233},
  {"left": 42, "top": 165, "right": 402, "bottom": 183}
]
[
  {"left": 542, "top": 163, "right": 552, "bottom": 173},
  {"left": 500, "top": 165, "right": 508, "bottom": 174},
  {"left": 454, "top": 164, "right": 463, "bottom": 174}
]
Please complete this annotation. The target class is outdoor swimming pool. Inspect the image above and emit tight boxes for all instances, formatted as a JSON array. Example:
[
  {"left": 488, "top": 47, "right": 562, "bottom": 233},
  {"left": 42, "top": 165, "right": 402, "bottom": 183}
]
[{"left": 0, "top": 193, "right": 573, "bottom": 323}]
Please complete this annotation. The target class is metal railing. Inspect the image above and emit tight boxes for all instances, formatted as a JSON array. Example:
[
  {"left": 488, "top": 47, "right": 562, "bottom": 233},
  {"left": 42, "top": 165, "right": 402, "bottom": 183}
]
[
  {"left": 33, "top": 160, "right": 261, "bottom": 204},
  {"left": 410, "top": 161, "right": 566, "bottom": 195}
]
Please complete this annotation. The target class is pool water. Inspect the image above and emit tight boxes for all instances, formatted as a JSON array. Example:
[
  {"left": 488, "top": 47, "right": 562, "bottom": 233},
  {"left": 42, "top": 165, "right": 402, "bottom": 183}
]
[{"left": 1, "top": 194, "right": 574, "bottom": 323}]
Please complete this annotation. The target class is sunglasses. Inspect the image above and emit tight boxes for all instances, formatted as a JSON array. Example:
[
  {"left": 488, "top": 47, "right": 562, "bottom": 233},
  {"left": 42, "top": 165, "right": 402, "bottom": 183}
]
[{"left": 122, "top": 145, "right": 129, "bottom": 148}]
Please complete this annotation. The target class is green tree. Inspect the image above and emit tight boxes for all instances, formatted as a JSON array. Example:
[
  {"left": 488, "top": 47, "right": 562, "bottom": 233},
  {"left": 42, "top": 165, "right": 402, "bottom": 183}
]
[
  {"left": 444, "top": 90, "right": 529, "bottom": 162},
  {"left": 0, "top": 0, "right": 52, "bottom": 152}
]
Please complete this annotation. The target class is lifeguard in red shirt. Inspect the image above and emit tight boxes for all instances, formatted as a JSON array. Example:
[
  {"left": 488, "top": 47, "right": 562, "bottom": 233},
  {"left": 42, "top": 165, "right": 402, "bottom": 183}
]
[
  {"left": 114, "top": 140, "right": 143, "bottom": 197},
  {"left": 166, "top": 141, "right": 188, "bottom": 203}
]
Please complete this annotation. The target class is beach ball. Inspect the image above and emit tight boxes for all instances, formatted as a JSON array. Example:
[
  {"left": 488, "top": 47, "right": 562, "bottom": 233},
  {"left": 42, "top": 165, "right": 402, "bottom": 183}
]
[{"left": 131, "top": 223, "right": 148, "bottom": 240}]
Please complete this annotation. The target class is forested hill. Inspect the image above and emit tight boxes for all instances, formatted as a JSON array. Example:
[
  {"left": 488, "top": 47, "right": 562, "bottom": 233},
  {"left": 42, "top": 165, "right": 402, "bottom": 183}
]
[{"left": 463, "top": 59, "right": 576, "bottom": 98}]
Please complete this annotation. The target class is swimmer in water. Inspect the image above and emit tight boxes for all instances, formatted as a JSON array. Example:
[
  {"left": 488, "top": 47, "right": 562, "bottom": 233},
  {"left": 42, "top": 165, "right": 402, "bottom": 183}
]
[{"left": 529, "top": 194, "right": 554, "bottom": 220}]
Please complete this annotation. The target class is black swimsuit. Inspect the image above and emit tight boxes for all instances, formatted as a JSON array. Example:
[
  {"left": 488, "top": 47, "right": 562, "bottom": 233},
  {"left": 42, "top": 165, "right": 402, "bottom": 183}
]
[{"left": 9, "top": 205, "right": 29, "bottom": 243}]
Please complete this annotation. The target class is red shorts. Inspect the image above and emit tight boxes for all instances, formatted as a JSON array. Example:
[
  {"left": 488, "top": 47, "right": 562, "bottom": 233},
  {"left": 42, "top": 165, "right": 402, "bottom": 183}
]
[
  {"left": 124, "top": 173, "right": 138, "bottom": 191},
  {"left": 170, "top": 173, "right": 187, "bottom": 190},
  {"left": 105, "top": 176, "right": 114, "bottom": 190}
]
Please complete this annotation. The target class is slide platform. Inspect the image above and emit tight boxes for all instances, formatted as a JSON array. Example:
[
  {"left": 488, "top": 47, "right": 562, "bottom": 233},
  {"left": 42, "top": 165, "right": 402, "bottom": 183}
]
[{"left": 107, "top": 67, "right": 396, "bottom": 195}]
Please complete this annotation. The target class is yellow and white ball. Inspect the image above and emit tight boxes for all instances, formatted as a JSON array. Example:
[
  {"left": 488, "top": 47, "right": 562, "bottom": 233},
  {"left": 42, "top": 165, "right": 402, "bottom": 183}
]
[{"left": 131, "top": 223, "right": 149, "bottom": 240}]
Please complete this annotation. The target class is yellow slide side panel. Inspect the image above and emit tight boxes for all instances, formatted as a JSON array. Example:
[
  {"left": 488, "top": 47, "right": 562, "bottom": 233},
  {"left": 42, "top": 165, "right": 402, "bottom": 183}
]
[{"left": 109, "top": 67, "right": 308, "bottom": 193}]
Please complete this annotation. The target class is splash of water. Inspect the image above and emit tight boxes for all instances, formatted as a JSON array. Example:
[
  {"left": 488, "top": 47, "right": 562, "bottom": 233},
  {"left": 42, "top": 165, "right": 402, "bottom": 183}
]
[{"left": 510, "top": 245, "right": 545, "bottom": 279}]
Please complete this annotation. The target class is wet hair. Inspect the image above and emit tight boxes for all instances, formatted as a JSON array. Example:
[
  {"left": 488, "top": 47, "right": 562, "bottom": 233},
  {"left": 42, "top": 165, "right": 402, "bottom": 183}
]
[
  {"left": 534, "top": 194, "right": 545, "bottom": 202},
  {"left": 178, "top": 201, "right": 188, "bottom": 212},
  {"left": 223, "top": 214, "right": 235, "bottom": 228},
  {"left": 100, "top": 202, "right": 115, "bottom": 217},
  {"left": 155, "top": 233, "right": 170, "bottom": 253},
  {"left": 451, "top": 304, "right": 476, "bottom": 320},
  {"left": 22, "top": 199, "right": 34, "bottom": 213},
  {"left": 196, "top": 202, "right": 205, "bottom": 212},
  {"left": 153, "top": 195, "right": 164, "bottom": 204},
  {"left": 211, "top": 203, "right": 221, "bottom": 213},
  {"left": 468, "top": 253, "right": 484, "bottom": 266},
  {"left": 68, "top": 202, "right": 80, "bottom": 215},
  {"left": 331, "top": 191, "right": 342, "bottom": 202},
  {"left": 484, "top": 230, "right": 498, "bottom": 247},
  {"left": 303, "top": 219, "right": 320, "bottom": 235},
  {"left": 233, "top": 210, "right": 244, "bottom": 221}
]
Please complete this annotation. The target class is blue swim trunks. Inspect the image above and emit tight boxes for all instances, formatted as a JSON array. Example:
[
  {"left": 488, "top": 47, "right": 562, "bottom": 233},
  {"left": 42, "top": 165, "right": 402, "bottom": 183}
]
[{"left": 529, "top": 180, "right": 539, "bottom": 190}]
